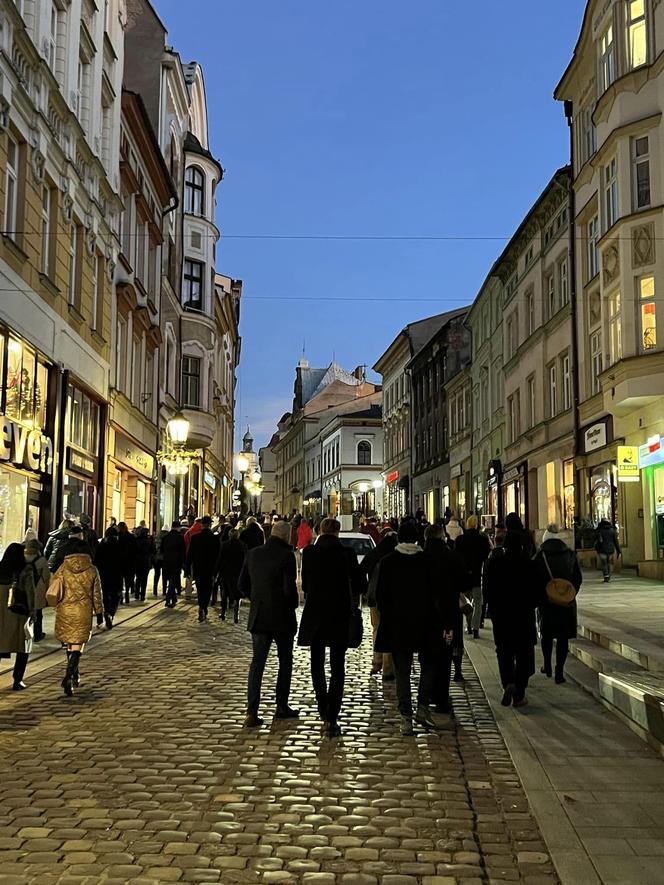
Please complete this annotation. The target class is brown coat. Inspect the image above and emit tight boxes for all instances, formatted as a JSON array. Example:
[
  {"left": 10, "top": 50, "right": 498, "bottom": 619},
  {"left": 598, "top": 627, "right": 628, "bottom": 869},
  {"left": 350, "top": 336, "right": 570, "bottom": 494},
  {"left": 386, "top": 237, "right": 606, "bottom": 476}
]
[
  {"left": 54, "top": 554, "right": 103, "bottom": 646},
  {"left": 25, "top": 553, "right": 51, "bottom": 611},
  {"left": 0, "top": 566, "right": 36, "bottom": 654}
]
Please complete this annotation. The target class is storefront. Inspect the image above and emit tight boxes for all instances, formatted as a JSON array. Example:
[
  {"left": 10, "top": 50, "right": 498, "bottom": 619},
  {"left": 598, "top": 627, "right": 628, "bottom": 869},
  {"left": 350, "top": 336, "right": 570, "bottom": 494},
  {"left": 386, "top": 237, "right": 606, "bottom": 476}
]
[
  {"left": 449, "top": 465, "right": 466, "bottom": 521},
  {"left": 502, "top": 462, "right": 527, "bottom": 523},
  {"left": 578, "top": 417, "right": 618, "bottom": 528},
  {"left": 0, "top": 326, "right": 56, "bottom": 551},
  {"left": 385, "top": 470, "right": 408, "bottom": 519},
  {"left": 61, "top": 380, "right": 106, "bottom": 529},
  {"left": 639, "top": 435, "right": 664, "bottom": 559},
  {"left": 108, "top": 430, "right": 156, "bottom": 530},
  {"left": 485, "top": 460, "right": 502, "bottom": 526}
]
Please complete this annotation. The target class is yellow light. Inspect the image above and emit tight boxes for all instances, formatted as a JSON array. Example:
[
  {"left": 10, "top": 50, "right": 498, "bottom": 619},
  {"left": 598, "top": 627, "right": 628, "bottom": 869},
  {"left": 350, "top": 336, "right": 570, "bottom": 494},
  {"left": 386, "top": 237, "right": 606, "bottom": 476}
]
[
  {"left": 251, "top": 469, "right": 261, "bottom": 484},
  {"left": 358, "top": 482, "right": 369, "bottom": 494},
  {"left": 237, "top": 453, "right": 250, "bottom": 473},
  {"left": 167, "top": 412, "right": 190, "bottom": 444}
]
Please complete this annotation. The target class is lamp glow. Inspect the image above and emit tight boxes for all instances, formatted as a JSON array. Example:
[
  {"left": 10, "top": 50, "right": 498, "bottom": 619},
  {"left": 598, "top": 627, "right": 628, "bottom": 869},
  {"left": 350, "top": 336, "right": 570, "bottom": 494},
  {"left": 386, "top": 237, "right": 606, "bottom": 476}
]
[
  {"left": 237, "top": 453, "right": 250, "bottom": 473},
  {"left": 167, "top": 412, "right": 190, "bottom": 445}
]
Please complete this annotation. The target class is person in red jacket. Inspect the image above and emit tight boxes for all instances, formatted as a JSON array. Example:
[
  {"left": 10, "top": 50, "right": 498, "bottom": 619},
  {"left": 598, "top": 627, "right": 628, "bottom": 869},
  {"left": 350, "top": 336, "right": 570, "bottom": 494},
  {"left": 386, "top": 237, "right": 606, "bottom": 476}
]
[{"left": 183, "top": 518, "right": 203, "bottom": 600}]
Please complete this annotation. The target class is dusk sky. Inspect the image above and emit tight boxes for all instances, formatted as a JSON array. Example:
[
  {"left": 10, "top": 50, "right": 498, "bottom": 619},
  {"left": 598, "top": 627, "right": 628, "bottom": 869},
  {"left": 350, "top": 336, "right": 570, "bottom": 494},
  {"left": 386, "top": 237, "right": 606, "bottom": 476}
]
[{"left": 155, "top": 0, "right": 586, "bottom": 452}]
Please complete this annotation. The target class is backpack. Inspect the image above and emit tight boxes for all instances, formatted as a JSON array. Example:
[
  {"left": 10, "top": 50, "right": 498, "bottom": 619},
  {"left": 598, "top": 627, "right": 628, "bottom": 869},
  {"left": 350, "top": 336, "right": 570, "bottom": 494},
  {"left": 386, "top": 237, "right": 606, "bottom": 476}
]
[
  {"left": 542, "top": 553, "right": 576, "bottom": 607},
  {"left": 7, "top": 575, "right": 30, "bottom": 616}
]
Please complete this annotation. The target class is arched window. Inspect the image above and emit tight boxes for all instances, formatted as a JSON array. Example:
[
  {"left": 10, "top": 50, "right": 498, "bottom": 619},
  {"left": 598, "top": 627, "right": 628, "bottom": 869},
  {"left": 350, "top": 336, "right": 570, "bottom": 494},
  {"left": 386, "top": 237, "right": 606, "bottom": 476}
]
[
  {"left": 357, "top": 440, "right": 371, "bottom": 465},
  {"left": 184, "top": 165, "right": 205, "bottom": 215}
]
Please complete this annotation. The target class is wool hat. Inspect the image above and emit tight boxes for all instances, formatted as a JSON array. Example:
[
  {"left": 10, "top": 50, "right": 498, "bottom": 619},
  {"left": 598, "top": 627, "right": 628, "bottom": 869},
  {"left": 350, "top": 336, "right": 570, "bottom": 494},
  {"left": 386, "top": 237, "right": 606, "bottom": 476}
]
[{"left": 271, "top": 521, "right": 292, "bottom": 544}]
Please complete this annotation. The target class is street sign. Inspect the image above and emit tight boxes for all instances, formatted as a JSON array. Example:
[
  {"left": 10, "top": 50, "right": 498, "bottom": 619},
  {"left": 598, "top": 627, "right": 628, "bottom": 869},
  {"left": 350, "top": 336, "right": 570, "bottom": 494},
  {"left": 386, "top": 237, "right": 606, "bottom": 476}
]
[{"left": 617, "top": 446, "right": 640, "bottom": 483}]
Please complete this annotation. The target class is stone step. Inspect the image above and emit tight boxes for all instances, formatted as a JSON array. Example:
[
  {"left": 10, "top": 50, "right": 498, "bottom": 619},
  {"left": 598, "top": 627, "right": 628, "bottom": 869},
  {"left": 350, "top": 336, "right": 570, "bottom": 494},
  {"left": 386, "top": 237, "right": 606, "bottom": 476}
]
[
  {"left": 577, "top": 616, "right": 664, "bottom": 672},
  {"left": 570, "top": 636, "right": 644, "bottom": 675},
  {"left": 599, "top": 671, "right": 664, "bottom": 756}
]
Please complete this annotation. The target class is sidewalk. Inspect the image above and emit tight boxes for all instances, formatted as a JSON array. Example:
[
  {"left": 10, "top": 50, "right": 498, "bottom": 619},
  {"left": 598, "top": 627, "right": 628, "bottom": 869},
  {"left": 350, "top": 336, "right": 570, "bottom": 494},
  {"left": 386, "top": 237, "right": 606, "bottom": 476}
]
[{"left": 466, "top": 633, "right": 664, "bottom": 885}]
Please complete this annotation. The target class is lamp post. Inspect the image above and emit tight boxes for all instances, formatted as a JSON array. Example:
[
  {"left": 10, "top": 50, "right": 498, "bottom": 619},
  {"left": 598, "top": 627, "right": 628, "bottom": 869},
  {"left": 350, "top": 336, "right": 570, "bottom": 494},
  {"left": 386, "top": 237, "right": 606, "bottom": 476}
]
[
  {"left": 157, "top": 412, "right": 194, "bottom": 520},
  {"left": 372, "top": 478, "right": 382, "bottom": 517},
  {"left": 250, "top": 469, "right": 262, "bottom": 515},
  {"left": 237, "top": 453, "right": 249, "bottom": 516}
]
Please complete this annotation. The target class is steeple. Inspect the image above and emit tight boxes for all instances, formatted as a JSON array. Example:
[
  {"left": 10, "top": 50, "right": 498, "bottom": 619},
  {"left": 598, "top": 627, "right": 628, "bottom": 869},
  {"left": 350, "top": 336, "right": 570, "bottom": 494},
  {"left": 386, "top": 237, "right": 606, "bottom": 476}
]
[{"left": 242, "top": 426, "right": 254, "bottom": 453}]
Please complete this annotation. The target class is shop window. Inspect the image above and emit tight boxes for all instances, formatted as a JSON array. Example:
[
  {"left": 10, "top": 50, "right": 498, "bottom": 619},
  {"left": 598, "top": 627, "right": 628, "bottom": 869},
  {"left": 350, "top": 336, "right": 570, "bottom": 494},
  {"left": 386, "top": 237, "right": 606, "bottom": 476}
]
[
  {"left": 135, "top": 480, "right": 146, "bottom": 526},
  {"left": 112, "top": 468, "right": 123, "bottom": 523},
  {"left": 564, "top": 460, "right": 575, "bottom": 530},
  {"left": 0, "top": 470, "right": 28, "bottom": 556},
  {"left": 4, "top": 337, "right": 43, "bottom": 425},
  {"left": 546, "top": 461, "right": 557, "bottom": 526},
  {"left": 639, "top": 276, "right": 656, "bottom": 351}
]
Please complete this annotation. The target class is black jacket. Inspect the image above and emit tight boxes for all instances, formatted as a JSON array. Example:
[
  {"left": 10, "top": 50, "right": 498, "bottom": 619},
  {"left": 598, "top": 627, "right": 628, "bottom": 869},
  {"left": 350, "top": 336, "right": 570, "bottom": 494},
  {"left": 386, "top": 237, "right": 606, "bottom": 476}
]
[
  {"left": 374, "top": 546, "right": 441, "bottom": 653},
  {"left": 117, "top": 531, "right": 137, "bottom": 573},
  {"left": 595, "top": 520, "right": 621, "bottom": 556},
  {"left": 298, "top": 534, "right": 365, "bottom": 648},
  {"left": 161, "top": 529, "right": 185, "bottom": 573},
  {"left": 533, "top": 539, "right": 582, "bottom": 639},
  {"left": 134, "top": 530, "right": 155, "bottom": 571},
  {"left": 455, "top": 529, "right": 492, "bottom": 586},
  {"left": 423, "top": 538, "right": 469, "bottom": 632},
  {"left": 239, "top": 523, "right": 265, "bottom": 550},
  {"left": 216, "top": 538, "right": 247, "bottom": 600},
  {"left": 49, "top": 537, "right": 92, "bottom": 573},
  {"left": 238, "top": 536, "right": 298, "bottom": 635},
  {"left": 44, "top": 528, "right": 72, "bottom": 572},
  {"left": 362, "top": 534, "right": 397, "bottom": 581},
  {"left": 95, "top": 538, "right": 123, "bottom": 592},
  {"left": 484, "top": 551, "right": 538, "bottom": 646},
  {"left": 187, "top": 528, "right": 219, "bottom": 579}
]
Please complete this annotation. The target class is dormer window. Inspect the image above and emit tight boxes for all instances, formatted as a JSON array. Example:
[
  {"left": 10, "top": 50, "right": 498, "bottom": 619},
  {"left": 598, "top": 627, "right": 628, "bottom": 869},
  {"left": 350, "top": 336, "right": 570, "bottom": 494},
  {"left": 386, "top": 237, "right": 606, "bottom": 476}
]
[{"left": 184, "top": 165, "right": 205, "bottom": 216}]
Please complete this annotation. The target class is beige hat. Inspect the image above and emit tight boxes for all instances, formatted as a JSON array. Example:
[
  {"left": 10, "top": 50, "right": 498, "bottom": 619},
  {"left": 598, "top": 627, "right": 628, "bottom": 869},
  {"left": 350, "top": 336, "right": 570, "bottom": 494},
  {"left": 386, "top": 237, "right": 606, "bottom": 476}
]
[{"left": 271, "top": 521, "right": 292, "bottom": 545}]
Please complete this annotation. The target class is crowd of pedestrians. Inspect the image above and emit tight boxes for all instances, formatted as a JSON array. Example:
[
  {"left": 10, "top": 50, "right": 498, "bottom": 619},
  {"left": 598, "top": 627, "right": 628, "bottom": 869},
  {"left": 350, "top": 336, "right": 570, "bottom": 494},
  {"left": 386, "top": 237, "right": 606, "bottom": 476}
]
[{"left": 0, "top": 505, "right": 619, "bottom": 730}]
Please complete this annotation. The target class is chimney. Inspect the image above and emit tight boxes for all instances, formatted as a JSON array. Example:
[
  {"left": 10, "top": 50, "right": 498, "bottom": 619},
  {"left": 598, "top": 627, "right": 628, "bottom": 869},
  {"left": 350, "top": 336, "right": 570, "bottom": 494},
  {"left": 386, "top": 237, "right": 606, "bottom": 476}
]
[{"left": 353, "top": 365, "right": 366, "bottom": 381}]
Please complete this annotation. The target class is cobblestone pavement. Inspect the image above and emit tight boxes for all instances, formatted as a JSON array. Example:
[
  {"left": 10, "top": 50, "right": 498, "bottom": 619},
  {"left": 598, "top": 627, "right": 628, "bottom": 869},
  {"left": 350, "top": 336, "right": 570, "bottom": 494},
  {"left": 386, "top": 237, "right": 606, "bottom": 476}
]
[{"left": 0, "top": 603, "right": 559, "bottom": 884}]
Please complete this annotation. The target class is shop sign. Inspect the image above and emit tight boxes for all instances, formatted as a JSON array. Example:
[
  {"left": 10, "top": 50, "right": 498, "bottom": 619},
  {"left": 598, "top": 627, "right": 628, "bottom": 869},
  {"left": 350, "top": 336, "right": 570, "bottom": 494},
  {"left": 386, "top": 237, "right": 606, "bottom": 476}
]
[
  {"left": 583, "top": 421, "right": 608, "bottom": 453},
  {"left": 0, "top": 416, "right": 53, "bottom": 475},
  {"left": 639, "top": 435, "right": 664, "bottom": 469},
  {"left": 386, "top": 470, "right": 399, "bottom": 484},
  {"left": 204, "top": 470, "right": 217, "bottom": 490},
  {"left": 502, "top": 463, "right": 525, "bottom": 485},
  {"left": 67, "top": 447, "right": 96, "bottom": 478},
  {"left": 617, "top": 446, "right": 640, "bottom": 483},
  {"left": 114, "top": 432, "right": 154, "bottom": 479},
  {"left": 450, "top": 464, "right": 462, "bottom": 479}
]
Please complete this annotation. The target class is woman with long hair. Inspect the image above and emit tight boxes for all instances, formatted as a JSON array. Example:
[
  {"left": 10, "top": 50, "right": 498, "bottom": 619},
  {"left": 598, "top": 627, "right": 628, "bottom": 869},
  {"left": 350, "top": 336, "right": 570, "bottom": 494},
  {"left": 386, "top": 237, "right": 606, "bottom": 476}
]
[
  {"left": 53, "top": 548, "right": 103, "bottom": 696},
  {"left": 0, "top": 543, "right": 36, "bottom": 690}
]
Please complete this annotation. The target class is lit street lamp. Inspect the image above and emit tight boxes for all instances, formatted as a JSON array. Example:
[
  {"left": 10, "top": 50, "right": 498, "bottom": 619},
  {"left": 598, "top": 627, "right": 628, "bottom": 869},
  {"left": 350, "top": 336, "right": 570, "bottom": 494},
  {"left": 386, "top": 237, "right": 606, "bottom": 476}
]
[{"left": 237, "top": 453, "right": 250, "bottom": 516}]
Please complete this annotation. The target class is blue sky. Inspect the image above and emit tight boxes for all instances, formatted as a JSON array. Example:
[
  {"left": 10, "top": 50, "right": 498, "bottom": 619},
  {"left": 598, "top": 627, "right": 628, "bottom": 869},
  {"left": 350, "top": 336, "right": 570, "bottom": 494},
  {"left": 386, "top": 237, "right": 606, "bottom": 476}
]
[{"left": 156, "top": 0, "right": 586, "bottom": 451}]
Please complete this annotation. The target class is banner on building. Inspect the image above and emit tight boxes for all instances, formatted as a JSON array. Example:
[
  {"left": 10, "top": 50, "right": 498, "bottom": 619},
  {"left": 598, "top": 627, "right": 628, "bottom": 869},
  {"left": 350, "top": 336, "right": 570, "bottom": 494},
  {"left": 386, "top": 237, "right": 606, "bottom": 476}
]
[{"left": 617, "top": 446, "right": 640, "bottom": 483}]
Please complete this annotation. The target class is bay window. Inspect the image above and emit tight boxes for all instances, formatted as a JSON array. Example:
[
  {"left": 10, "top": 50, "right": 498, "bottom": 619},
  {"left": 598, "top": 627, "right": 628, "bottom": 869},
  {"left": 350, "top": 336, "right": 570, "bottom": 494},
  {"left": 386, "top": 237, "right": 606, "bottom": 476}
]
[
  {"left": 181, "top": 356, "right": 201, "bottom": 407},
  {"left": 608, "top": 290, "right": 622, "bottom": 365},
  {"left": 632, "top": 135, "right": 651, "bottom": 210},
  {"left": 639, "top": 275, "right": 656, "bottom": 351},
  {"left": 183, "top": 259, "right": 204, "bottom": 310},
  {"left": 590, "top": 329, "right": 603, "bottom": 394},
  {"left": 184, "top": 166, "right": 205, "bottom": 216},
  {"left": 604, "top": 158, "right": 618, "bottom": 230}
]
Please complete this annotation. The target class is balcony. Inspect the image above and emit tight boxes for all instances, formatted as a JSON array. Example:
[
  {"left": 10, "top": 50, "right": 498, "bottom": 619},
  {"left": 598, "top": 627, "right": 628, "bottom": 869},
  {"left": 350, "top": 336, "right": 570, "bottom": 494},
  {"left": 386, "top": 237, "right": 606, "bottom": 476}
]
[
  {"left": 181, "top": 407, "right": 217, "bottom": 449},
  {"left": 601, "top": 351, "right": 664, "bottom": 416}
]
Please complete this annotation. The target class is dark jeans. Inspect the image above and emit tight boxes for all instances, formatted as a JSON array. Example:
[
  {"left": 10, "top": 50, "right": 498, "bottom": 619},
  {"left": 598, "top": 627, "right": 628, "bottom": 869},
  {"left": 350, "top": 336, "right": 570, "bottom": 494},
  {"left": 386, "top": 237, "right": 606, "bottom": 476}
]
[
  {"left": 13, "top": 652, "right": 28, "bottom": 685},
  {"left": 431, "top": 642, "right": 453, "bottom": 709},
  {"left": 153, "top": 562, "right": 162, "bottom": 595},
  {"left": 122, "top": 571, "right": 135, "bottom": 598},
  {"left": 496, "top": 642, "right": 535, "bottom": 702},
  {"left": 102, "top": 583, "right": 120, "bottom": 617},
  {"left": 164, "top": 568, "right": 180, "bottom": 605},
  {"left": 310, "top": 643, "right": 346, "bottom": 724},
  {"left": 196, "top": 575, "right": 213, "bottom": 614},
  {"left": 34, "top": 609, "right": 44, "bottom": 640},
  {"left": 541, "top": 634, "right": 569, "bottom": 671},
  {"left": 392, "top": 650, "right": 436, "bottom": 718},
  {"left": 221, "top": 587, "right": 239, "bottom": 620},
  {"left": 598, "top": 552, "right": 612, "bottom": 578},
  {"left": 247, "top": 631, "right": 294, "bottom": 715},
  {"left": 135, "top": 567, "right": 149, "bottom": 600}
]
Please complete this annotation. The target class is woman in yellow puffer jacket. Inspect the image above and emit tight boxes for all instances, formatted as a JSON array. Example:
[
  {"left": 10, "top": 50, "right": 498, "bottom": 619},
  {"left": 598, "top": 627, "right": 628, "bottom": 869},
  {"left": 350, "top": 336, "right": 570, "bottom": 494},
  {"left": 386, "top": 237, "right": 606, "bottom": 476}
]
[{"left": 53, "top": 551, "right": 103, "bottom": 696}]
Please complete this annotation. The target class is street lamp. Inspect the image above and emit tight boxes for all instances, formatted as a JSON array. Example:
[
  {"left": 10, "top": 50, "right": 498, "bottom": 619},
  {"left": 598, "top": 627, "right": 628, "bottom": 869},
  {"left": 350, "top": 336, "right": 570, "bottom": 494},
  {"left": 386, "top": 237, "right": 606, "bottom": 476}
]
[
  {"left": 158, "top": 411, "right": 196, "bottom": 477},
  {"left": 237, "top": 453, "right": 250, "bottom": 516},
  {"left": 167, "top": 411, "right": 190, "bottom": 445}
]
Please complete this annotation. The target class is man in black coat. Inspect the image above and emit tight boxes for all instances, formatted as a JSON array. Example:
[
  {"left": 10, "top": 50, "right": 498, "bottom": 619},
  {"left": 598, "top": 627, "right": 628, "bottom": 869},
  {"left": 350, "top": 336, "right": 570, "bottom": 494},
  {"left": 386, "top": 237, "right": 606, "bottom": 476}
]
[
  {"left": 161, "top": 522, "right": 186, "bottom": 608},
  {"left": 423, "top": 523, "right": 469, "bottom": 717},
  {"left": 375, "top": 520, "right": 442, "bottom": 736},
  {"left": 240, "top": 517, "right": 265, "bottom": 550},
  {"left": 186, "top": 515, "right": 219, "bottom": 622},
  {"left": 238, "top": 519, "right": 299, "bottom": 727},
  {"left": 455, "top": 516, "right": 492, "bottom": 639},
  {"left": 298, "top": 518, "right": 366, "bottom": 737}
]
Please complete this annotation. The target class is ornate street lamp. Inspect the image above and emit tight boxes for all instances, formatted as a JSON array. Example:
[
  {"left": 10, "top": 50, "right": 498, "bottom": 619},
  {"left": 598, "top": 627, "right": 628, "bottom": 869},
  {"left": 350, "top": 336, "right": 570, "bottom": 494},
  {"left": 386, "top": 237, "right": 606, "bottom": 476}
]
[
  {"left": 237, "top": 453, "right": 250, "bottom": 516},
  {"left": 158, "top": 411, "right": 197, "bottom": 476}
]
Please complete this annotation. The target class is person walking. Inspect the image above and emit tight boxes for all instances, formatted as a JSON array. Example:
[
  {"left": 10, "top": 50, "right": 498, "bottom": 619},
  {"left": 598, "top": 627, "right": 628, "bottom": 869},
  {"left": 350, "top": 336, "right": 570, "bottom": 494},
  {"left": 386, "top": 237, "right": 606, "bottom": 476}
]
[
  {"left": 94, "top": 527, "right": 123, "bottom": 629},
  {"left": 79, "top": 513, "right": 99, "bottom": 557},
  {"left": 161, "top": 522, "right": 186, "bottom": 608},
  {"left": 186, "top": 515, "right": 219, "bottom": 622},
  {"left": 534, "top": 525, "right": 582, "bottom": 684},
  {"left": 455, "top": 515, "right": 492, "bottom": 639},
  {"left": 240, "top": 516, "right": 265, "bottom": 551},
  {"left": 153, "top": 524, "right": 169, "bottom": 596},
  {"left": 446, "top": 514, "right": 464, "bottom": 543},
  {"left": 44, "top": 519, "right": 74, "bottom": 571},
  {"left": 374, "top": 520, "right": 441, "bottom": 736},
  {"left": 483, "top": 532, "right": 538, "bottom": 708},
  {"left": 117, "top": 522, "right": 137, "bottom": 604},
  {"left": 296, "top": 516, "right": 314, "bottom": 575},
  {"left": 0, "top": 543, "right": 36, "bottom": 690},
  {"left": 298, "top": 518, "right": 366, "bottom": 737},
  {"left": 364, "top": 528, "right": 397, "bottom": 680},
  {"left": 24, "top": 539, "right": 50, "bottom": 642},
  {"left": 217, "top": 529, "right": 246, "bottom": 623},
  {"left": 505, "top": 512, "right": 537, "bottom": 558},
  {"left": 134, "top": 526, "right": 155, "bottom": 602},
  {"left": 239, "top": 519, "right": 300, "bottom": 727},
  {"left": 423, "top": 522, "right": 469, "bottom": 717},
  {"left": 53, "top": 549, "right": 103, "bottom": 696},
  {"left": 594, "top": 518, "right": 621, "bottom": 582}
]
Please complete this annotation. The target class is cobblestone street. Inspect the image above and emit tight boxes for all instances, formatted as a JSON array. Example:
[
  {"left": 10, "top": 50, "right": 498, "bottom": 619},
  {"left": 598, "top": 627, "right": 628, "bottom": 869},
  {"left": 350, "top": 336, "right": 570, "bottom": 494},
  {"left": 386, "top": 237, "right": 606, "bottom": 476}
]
[{"left": 0, "top": 605, "right": 558, "bottom": 884}]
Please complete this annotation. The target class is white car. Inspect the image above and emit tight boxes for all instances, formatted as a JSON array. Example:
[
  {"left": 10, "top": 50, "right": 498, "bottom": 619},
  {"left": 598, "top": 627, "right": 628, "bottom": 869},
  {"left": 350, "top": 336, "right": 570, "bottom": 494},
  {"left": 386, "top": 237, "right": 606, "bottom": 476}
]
[{"left": 337, "top": 531, "right": 376, "bottom": 565}]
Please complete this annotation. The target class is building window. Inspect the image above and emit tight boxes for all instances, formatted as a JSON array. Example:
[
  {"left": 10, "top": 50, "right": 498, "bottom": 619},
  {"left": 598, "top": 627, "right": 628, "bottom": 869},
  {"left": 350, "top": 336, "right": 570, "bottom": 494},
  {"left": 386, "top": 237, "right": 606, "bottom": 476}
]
[
  {"left": 357, "top": 440, "right": 371, "bottom": 465},
  {"left": 506, "top": 315, "right": 516, "bottom": 358},
  {"left": 4, "top": 134, "right": 19, "bottom": 239},
  {"left": 548, "top": 364, "right": 557, "bottom": 417},
  {"left": 183, "top": 259, "right": 204, "bottom": 310},
  {"left": 590, "top": 329, "right": 603, "bottom": 394},
  {"left": 527, "top": 375, "right": 536, "bottom": 428},
  {"left": 627, "top": 0, "right": 647, "bottom": 70},
  {"left": 608, "top": 290, "right": 622, "bottom": 365},
  {"left": 599, "top": 22, "right": 615, "bottom": 93},
  {"left": 91, "top": 254, "right": 104, "bottom": 334},
  {"left": 116, "top": 318, "right": 126, "bottom": 392},
  {"left": 526, "top": 290, "right": 535, "bottom": 336},
  {"left": 132, "top": 335, "right": 142, "bottom": 406},
  {"left": 68, "top": 223, "right": 82, "bottom": 310},
  {"left": 546, "top": 273, "right": 556, "bottom": 319},
  {"left": 579, "top": 106, "right": 597, "bottom": 165},
  {"left": 632, "top": 135, "right": 651, "bottom": 210},
  {"left": 76, "top": 54, "right": 91, "bottom": 131},
  {"left": 559, "top": 257, "right": 569, "bottom": 306},
  {"left": 639, "top": 275, "right": 656, "bottom": 351},
  {"left": 67, "top": 384, "right": 100, "bottom": 454},
  {"left": 184, "top": 166, "right": 205, "bottom": 216},
  {"left": 48, "top": 3, "right": 58, "bottom": 72},
  {"left": 562, "top": 353, "right": 571, "bottom": 411},
  {"left": 40, "top": 185, "right": 51, "bottom": 276},
  {"left": 588, "top": 215, "right": 600, "bottom": 280},
  {"left": 604, "top": 158, "right": 618, "bottom": 230},
  {"left": 181, "top": 356, "right": 201, "bottom": 407},
  {"left": 507, "top": 393, "right": 519, "bottom": 444}
]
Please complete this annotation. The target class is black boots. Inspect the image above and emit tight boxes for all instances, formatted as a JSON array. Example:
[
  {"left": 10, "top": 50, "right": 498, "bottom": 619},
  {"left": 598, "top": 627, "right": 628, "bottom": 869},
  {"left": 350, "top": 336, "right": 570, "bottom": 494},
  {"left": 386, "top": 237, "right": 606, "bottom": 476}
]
[{"left": 62, "top": 650, "right": 81, "bottom": 696}]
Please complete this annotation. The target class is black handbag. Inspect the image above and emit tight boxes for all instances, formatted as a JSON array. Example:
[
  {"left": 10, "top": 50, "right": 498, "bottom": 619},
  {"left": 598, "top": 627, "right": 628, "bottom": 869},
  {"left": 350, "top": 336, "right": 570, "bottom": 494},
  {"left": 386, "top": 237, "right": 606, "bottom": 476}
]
[{"left": 8, "top": 576, "right": 29, "bottom": 617}]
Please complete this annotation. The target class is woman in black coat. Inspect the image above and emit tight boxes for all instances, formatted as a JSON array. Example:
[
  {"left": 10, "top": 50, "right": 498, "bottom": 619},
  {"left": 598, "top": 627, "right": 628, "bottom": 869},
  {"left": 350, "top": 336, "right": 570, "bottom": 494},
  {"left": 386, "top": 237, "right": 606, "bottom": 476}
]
[
  {"left": 116, "top": 522, "right": 137, "bottom": 604},
  {"left": 298, "top": 518, "right": 366, "bottom": 737},
  {"left": 484, "top": 531, "right": 539, "bottom": 708},
  {"left": 216, "top": 530, "right": 246, "bottom": 623},
  {"left": 533, "top": 526, "right": 582, "bottom": 683},
  {"left": 95, "top": 527, "right": 123, "bottom": 629}
]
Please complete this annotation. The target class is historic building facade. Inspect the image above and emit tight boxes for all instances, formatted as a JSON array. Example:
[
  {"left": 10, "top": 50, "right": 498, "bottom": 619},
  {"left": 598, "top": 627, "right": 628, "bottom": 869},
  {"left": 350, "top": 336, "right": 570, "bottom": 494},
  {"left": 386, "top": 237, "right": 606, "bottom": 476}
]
[{"left": 556, "top": 0, "right": 664, "bottom": 569}]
